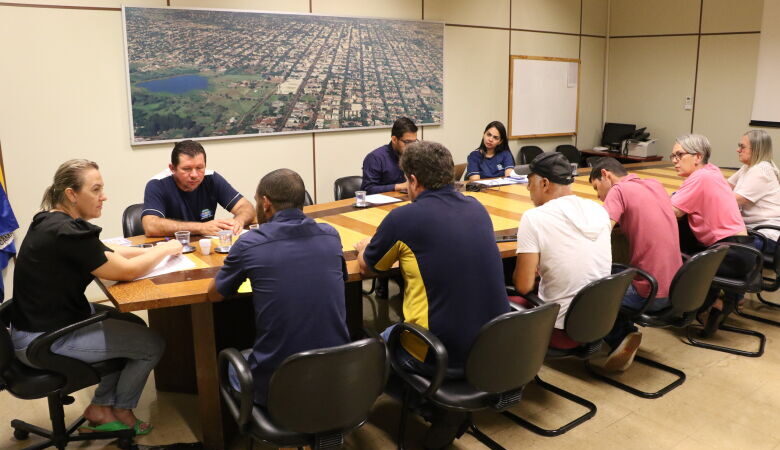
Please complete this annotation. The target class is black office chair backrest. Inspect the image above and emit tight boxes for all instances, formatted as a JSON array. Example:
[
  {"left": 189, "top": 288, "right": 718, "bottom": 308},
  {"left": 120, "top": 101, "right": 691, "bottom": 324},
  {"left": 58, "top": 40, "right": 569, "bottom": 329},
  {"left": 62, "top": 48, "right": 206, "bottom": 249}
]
[
  {"left": 266, "top": 337, "right": 386, "bottom": 434},
  {"left": 0, "top": 301, "right": 14, "bottom": 380},
  {"left": 665, "top": 246, "right": 727, "bottom": 316},
  {"left": 564, "top": 268, "right": 636, "bottom": 343},
  {"left": 518, "top": 146, "right": 543, "bottom": 165},
  {"left": 304, "top": 190, "right": 314, "bottom": 206},
  {"left": 556, "top": 145, "right": 581, "bottom": 165},
  {"left": 122, "top": 203, "right": 144, "bottom": 238},
  {"left": 466, "top": 302, "right": 559, "bottom": 393},
  {"left": 333, "top": 176, "right": 363, "bottom": 201}
]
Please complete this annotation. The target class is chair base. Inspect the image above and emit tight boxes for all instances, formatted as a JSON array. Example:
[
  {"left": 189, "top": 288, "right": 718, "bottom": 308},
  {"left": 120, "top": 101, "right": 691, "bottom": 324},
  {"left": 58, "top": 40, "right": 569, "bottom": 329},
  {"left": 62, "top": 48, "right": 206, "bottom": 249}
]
[
  {"left": 584, "top": 355, "right": 686, "bottom": 399},
  {"left": 758, "top": 291, "right": 780, "bottom": 308},
  {"left": 684, "top": 323, "right": 766, "bottom": 357},
  {"left": 501, "top": 375, "right": 597, "bottom": 437},
  {"left": 466, "top": 423, "right": 506, "bottom": 450},
  {"left": 11, "top": 416, "right": 136, "bottom": 450},
  {"left": 735, "top": 307, "right": 780, "bottom": 327}
]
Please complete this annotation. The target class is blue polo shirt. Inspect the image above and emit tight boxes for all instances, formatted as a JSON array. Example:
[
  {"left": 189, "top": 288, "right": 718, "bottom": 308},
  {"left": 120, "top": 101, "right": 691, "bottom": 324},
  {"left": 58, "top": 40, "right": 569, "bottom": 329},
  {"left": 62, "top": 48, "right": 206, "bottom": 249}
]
[
  {"left": 142, "top": 170, "right": 243, "bottom": 222},
  {"left": 466, "top": 149, "right": 515, "bottom": 179},
  {"left": 360, "top": 143, "right": 406, "bottom": 194},
  {"left": 214, "top": 208, "right": 350, "bottom": 406},
  {"left": 363, "top": 185, "right": 510, "bottom": 367}
]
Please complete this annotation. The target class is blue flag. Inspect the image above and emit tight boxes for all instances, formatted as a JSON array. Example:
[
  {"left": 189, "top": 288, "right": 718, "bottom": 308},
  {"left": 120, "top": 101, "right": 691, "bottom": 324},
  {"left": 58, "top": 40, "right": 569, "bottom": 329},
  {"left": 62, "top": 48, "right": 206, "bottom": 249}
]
[{"left": 0, "top": 184, "right": 18, "bottom": 301}]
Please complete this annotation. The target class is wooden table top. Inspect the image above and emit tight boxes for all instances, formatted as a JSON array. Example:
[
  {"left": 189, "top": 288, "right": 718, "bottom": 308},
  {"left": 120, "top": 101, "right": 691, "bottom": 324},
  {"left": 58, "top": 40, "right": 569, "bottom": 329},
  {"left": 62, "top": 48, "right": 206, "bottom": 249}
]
[{"left": 99, "top": 161, "right": 734, "bottom": 312}]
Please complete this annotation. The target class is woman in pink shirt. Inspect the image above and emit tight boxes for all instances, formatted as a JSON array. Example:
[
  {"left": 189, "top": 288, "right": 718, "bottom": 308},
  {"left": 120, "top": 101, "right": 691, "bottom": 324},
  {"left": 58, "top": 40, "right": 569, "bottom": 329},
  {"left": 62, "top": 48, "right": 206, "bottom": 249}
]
[{"left": 669, "top": 134, "right": 752, "bottom": 337}]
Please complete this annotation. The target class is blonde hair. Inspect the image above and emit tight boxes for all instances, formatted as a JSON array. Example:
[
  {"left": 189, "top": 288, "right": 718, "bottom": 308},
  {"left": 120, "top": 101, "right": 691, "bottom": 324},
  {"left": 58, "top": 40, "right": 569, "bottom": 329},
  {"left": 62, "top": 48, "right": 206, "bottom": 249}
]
[
  {"left": 743, "top": 129, "right": 780, "bottom": 182},
  {"left": 40, "top": 159, "right": 99, "bottom": 210},
  {"left": 675, "top": 134, "right": 711, "bottom": 164}
]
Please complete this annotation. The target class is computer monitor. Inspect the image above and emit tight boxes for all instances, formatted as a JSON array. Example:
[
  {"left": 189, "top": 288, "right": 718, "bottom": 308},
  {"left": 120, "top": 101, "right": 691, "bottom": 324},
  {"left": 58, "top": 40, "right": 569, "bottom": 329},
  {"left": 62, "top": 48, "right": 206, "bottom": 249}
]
[{"left": 601, "top": 123, "right": 636, "bottom": 149}]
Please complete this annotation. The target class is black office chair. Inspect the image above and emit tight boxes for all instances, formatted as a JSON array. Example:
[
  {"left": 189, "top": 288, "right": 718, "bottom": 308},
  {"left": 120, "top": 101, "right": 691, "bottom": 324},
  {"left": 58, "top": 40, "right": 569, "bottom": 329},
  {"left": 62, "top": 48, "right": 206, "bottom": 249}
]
[
  {"left": 1, "top": 300, "right": 140, "bottom": 450},
  {"left": 333, "top": 176, "right": 363, "bottom": 201},
  {"left": 737, "top": 225, "right": 780, "bottom": 326},
  {"left": 121, "top": 204, "right": 144, "bottom": 238},
  {"left": 555, "top": 145, "right": 581, "bottom": 166},
  {"left": 685, "top": 242, "right": 766, "bottom": 357},
  {"left": 304, "top": 190, "right": 314, "bottom": 206},
  {"left": 388, "top": 303, "right": 560, "bottom": 450},
  {"left": 585, "top": 247, "right": 729, "bottom": 398},
  {"left": 518, "top": 146, "right": 543, "bottom": 165},
  {"left": 218, "top": 337, "right": 386, "bottom": 449},
  {"left": 502, "top": 268, "right": 636, "bottom": 437}
]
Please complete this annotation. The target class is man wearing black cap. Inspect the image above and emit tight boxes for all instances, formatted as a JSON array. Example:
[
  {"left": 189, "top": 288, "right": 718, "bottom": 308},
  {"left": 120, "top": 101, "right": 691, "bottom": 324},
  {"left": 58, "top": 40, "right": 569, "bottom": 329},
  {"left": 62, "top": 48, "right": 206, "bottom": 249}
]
[{"left": 512, "top": 152, "right": 612, "bottom": 348}]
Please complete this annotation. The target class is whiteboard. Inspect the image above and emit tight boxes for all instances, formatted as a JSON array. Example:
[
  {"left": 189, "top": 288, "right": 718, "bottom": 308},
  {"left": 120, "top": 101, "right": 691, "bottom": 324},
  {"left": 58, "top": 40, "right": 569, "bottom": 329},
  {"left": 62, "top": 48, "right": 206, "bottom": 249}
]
[{"left": 509, "top": 56, "right": 580, "bottom": 138}]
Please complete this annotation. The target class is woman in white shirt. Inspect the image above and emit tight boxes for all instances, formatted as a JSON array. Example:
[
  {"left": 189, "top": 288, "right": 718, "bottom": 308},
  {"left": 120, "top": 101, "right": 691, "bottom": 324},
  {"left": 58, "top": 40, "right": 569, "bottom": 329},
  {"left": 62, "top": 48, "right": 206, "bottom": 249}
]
[{"left": 728, "top": 130, "right": 780, "bottom": 255}]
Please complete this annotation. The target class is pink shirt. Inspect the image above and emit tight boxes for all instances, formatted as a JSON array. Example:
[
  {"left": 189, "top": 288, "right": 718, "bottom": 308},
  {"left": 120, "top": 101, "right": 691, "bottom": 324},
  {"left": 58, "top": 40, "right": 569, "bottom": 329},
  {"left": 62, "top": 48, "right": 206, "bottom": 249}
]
[
  {"left": 671, "top": 163, "right": 746, "bottom": 247},
  {"left": 604, "top": 174, "right": 682, "bottom": 298}
]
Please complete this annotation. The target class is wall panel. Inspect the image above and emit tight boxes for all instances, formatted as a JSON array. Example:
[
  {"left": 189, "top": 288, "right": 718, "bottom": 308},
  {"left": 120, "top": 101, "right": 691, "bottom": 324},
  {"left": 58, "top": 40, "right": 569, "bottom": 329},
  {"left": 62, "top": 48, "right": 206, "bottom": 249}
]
[
  {"left": 425, "top": 0, "right": 510, "bottom": 28},
  {"left": 511, "top": 0, "right": 581, "bottom": 34},
  {"left": 610, "top": 0, "right": 700, "bottom": 36},
  {"left": 701, "top": 0, "right": 762, "bottom": 34}
]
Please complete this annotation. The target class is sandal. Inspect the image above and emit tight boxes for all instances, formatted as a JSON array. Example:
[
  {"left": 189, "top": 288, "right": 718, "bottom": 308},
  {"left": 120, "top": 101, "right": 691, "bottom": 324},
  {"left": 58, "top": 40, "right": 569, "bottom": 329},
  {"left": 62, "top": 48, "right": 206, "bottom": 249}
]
[
  {"left": 79, "top": 421, "right": 132, "bottom": 433},
  {"left": 134, "top": 419, "right": 153, "bottom": 436}
]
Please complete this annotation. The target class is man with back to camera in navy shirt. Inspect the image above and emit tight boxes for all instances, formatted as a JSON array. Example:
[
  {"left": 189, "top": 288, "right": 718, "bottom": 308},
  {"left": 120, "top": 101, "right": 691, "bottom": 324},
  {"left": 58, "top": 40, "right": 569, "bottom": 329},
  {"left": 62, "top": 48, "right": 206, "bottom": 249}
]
[
  {"left": 141, "top": 140, "right": 255, "bottom": 237},
  {"left": 355, "top": 141, "right": 510, "bottom": 449},
  {"left": 206, "top": 168, "right": 350, "bottom": 406},
  {"left": 360, "top": 117, "right": 419, "bottom": 195}
]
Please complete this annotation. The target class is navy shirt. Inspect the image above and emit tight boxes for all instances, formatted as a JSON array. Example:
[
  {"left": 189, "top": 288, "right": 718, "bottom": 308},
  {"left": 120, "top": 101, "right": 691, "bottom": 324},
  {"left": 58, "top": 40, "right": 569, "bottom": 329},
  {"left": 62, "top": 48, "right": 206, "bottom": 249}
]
[
  {"left": 363, "top": 185, "right": 510, "bottom": 367},
  {"left": 466, "top": 149, "right": 515, "bottom": 179},
  {"left": 360, "top": 143, "right": 406, "bottom": 194},
  {"left": 215, "top": 208, "right": 350, "bottom": 406},
  {"left": 142, "top": 170, "right": 243, "bottom": 222}
]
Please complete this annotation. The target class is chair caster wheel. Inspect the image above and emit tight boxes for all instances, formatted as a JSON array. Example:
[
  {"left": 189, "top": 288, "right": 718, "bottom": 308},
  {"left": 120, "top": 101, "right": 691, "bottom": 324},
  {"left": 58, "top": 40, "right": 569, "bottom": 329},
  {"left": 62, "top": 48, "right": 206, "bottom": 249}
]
[
  {"left": 13, "top": 428, "right": 30, "bottom": 440},
  {"left": 117, "top": 438, "right": 137, "bottom": 450}
]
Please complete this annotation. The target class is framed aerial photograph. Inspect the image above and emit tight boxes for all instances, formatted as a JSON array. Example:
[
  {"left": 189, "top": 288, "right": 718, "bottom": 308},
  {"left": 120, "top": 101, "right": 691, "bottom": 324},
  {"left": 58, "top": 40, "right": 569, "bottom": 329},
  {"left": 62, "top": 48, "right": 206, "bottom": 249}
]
[{"left": 123, "top": 7, "right": 444, "bottom": 144}]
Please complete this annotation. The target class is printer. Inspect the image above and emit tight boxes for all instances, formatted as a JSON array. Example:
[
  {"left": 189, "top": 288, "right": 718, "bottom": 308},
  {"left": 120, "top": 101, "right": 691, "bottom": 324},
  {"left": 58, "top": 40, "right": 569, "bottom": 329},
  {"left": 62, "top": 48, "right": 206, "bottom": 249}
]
[{"left": 622, "top": 139, "right": 657, "bottom": 157}]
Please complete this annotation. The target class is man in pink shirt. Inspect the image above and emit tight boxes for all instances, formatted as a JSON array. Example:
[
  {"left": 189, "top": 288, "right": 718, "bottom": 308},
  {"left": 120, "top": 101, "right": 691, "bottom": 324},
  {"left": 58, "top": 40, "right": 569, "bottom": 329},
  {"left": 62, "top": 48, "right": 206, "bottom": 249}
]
[{"left": 590, "top": 158, "right": 682, "bottom": 371}]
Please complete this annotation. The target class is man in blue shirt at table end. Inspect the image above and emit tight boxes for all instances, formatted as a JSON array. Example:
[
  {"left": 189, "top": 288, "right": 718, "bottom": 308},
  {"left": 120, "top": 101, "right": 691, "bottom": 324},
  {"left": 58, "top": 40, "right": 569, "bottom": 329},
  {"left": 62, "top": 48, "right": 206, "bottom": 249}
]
[
  {"left": 142, "top": 140, "right": 255, "bottom": 237},
  {"left": 360, "top": 117, "right": 419, "bottom": 195},
  {"left": 207, "top": 168, "right": 349, "bottom": 406}
]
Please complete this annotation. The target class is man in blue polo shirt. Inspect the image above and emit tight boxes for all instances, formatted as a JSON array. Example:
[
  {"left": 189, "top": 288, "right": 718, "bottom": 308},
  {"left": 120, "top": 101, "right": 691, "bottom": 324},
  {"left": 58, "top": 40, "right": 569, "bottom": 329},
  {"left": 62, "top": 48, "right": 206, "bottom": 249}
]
[
  {"left": 355, "top": 141, "right": 509, "bottom": 448},
  {"left": 207, "top": 168, "right": 349, "bottom": 406},
  {"left": 360, "top": 117, "right": 418, "bottom": 195},
  {"left": 142, "top": 140, "right": 255, "bottom": 236}
]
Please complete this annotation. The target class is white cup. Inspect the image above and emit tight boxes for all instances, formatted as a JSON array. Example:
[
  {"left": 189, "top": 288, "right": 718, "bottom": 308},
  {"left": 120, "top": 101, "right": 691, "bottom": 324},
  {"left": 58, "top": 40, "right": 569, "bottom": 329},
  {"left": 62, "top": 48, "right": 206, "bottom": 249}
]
[
  {"left": 355, "top": 190, "right": 367, "bottom": 207},
  {"left": 249, "top": 224, "right": 259, "bottom": 230},
  {"left": 199, "top": 238, "right": 212, "bottom": 256}
]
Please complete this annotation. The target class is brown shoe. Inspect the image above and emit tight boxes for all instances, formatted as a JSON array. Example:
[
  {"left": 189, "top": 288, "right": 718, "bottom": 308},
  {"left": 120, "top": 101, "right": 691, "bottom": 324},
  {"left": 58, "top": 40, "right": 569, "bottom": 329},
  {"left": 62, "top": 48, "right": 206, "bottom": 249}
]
[{"left": 602, "top": 332, "right": 642, "bottom": 372}]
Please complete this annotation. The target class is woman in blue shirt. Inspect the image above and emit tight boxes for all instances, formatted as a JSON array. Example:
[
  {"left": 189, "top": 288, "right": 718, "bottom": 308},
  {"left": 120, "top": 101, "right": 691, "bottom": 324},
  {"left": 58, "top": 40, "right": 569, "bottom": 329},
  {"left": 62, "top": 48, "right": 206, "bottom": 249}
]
[{"left": 466, "top": 121, "right": 515, "bottom": 180}]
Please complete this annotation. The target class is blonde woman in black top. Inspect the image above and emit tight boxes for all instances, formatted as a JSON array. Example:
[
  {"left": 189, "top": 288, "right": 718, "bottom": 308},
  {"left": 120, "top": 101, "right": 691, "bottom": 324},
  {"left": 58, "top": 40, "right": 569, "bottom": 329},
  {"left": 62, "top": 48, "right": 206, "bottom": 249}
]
[{"left": 9, "top": 159, "right": 181, "bottom": 435}]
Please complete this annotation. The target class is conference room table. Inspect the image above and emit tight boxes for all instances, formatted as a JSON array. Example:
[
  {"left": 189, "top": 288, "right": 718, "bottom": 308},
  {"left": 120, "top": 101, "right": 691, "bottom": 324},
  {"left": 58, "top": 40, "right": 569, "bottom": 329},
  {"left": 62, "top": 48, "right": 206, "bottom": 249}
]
[{"left": 96, "top": 161, "right": 733, "bottom": 450}]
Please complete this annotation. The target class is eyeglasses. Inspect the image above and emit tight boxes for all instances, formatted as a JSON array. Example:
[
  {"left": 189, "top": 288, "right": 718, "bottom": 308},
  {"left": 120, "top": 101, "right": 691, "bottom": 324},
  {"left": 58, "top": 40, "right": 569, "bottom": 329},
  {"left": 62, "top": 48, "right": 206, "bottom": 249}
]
[
  {"left": 401, "top": 139, "right": 418, "bottom": 145},
  {"left": 669, "top": 151, "right": 693, "bottom": 162}
]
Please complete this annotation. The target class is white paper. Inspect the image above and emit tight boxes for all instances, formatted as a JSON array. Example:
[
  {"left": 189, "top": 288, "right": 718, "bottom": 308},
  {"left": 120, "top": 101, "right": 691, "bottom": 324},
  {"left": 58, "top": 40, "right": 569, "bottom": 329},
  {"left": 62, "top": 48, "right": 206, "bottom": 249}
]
[
  {"left": 102, "top": 236, "right": 132, "bottom": 246},
  {"left": 365, "top": 194, "right": 402, "bottom": 205},
  {"left": 134, "top": 254, "right": 197, "bottom": 280},
  {"left": 473, "top": 177, "right": 526, "bottom": 186}
]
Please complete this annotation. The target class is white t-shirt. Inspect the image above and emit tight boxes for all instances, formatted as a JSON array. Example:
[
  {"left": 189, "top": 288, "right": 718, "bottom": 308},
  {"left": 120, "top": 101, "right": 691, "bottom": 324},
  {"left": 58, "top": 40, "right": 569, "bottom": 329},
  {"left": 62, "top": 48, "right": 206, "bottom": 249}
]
[
  {"left": 728, "top": 161, "right": 780, "bottom": 241},
  {"left": 516, "top": 195, "right": 612, "bottom": 328}
]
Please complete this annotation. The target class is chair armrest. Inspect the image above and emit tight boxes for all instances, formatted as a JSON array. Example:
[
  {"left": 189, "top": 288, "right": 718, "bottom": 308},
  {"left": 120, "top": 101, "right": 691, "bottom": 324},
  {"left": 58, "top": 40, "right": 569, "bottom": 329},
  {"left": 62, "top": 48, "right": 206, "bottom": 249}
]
[
  {"left": 521, "top": 292, "right": 545, "bottom": 307},
  {"left": 708, "top": 242, "right": 764, "bottom": 292},
  {"left": 387, "top": 323, "right": 448, "bottom": 398},
  {"left": 26, "top": 310, "right": 113, "bottom": 394},
  {"left": 92, "top": 303, "right": 147, "bottom": 327},
  {"left": 613, "top": 264, "right": 659, "bottom": 317},
  {"left": 218, "top": 348, "right": 254, "bottom": 430}
]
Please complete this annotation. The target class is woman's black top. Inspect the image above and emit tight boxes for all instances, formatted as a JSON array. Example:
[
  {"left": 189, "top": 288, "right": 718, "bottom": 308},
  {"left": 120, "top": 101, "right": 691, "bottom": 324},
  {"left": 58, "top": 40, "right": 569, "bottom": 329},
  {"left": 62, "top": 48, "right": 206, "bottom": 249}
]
[{"left": 10, "top": 211, "right": 112, "bottom": 332}]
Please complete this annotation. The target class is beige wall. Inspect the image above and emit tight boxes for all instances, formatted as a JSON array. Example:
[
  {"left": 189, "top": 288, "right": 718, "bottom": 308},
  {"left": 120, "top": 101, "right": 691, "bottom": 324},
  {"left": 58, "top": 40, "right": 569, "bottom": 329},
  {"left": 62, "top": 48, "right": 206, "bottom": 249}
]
[
  {"left": 0, "top": 0, "right": 605, "bottom": 299},
  {"left": 606, "top": 0, "right": 778, "bottom": 167}
]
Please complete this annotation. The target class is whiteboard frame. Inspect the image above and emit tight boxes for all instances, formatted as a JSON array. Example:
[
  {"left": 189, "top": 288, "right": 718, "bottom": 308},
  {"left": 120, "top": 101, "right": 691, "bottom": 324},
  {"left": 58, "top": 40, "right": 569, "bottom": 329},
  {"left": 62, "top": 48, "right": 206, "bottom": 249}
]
[{"left": 508, "top": 55, "right": 581, "bottom": 139}]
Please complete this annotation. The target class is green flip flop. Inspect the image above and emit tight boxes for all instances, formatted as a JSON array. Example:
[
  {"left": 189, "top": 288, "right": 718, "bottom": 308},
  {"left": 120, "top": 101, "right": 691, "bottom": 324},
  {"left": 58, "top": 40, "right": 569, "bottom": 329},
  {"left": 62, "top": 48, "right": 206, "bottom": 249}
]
[
  {"left": 134, "top": 419, "right": 154, "bottom": 436},
  {"left": 79, "top": 420, "right": 132, "bottom": 433}
]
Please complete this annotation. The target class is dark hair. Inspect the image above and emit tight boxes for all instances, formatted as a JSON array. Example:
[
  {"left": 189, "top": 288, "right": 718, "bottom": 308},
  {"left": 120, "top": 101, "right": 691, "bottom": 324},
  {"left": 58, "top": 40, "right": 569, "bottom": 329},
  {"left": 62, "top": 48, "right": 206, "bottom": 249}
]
[
  {"left": 391, "top": 117, "right": 418, "bottom": 139},
  {"left": 256, "top": 168, "right": 306, "bottom": 211},
  {"left": 399, "top": 141, "right": 454, "bottom": 190},
  {"left": 41, "top": 159, "right": 100, "bottom": 210},
  {"left": 171, "top": 140, "right": 207, "bottom": 167},
  {"left": 588, "top": 157, "right": 628, "bottom": 182},
  {"left": 478, "top": 121, "right": 511, "bottom": 155}
]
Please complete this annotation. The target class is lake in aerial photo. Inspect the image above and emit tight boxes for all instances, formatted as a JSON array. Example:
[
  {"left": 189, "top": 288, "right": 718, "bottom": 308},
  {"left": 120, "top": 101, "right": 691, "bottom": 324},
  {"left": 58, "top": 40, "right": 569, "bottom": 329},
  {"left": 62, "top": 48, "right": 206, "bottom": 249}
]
[{"left": 136, "top": 75, "right": 209, "bottom": 94}]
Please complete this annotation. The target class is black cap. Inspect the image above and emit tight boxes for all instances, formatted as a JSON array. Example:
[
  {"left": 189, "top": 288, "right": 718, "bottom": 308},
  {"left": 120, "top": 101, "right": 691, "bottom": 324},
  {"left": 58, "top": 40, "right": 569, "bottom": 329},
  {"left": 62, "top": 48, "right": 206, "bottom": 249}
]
[{"left": 514, "top": 152, "right": 575, "bottom": 185}]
